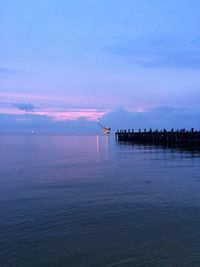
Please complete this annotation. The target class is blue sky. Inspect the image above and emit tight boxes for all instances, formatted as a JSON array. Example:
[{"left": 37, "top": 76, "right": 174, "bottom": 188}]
[{"left": 1, "top": 0, "right": 200, "bottom": 133}]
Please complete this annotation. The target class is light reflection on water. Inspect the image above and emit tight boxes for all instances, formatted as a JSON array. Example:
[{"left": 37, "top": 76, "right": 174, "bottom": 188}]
[{"left": 0, "top": 135, "right": 200, "bottom": 267}]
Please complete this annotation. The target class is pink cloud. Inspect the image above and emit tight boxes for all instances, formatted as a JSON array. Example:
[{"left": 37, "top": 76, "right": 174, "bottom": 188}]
[
  {"left": 0, "top": 106, "right": 106, "bottom": 121},
  {"left": 0, "top": 92, "right": 110, "bottom": 120},
  {"left": 0, "top": 92, "right": 148, "bottom": 121},
  {"left": 33, "top": 110, "right": 106, "bottom": 121}
]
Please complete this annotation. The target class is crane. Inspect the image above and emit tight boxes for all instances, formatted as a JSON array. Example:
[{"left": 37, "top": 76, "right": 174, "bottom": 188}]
[{"left": 97, "top": 120, "right": 111, "bottom": 135}]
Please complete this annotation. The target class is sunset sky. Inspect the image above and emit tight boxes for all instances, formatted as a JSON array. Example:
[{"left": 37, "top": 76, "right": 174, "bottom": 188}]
[{"left": 1, "top": 0, "right": 200, "bottom": 133}]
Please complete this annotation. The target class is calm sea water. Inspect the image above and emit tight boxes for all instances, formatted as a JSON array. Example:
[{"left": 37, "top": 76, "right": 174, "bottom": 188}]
[{"left": 1, "top": 135, "right": 200, "bottom": 267}]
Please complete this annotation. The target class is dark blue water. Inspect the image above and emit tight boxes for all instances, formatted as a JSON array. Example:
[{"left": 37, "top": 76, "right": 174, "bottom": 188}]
[{"left": 1, "top": 135, "right": 200, "bottom": 267}]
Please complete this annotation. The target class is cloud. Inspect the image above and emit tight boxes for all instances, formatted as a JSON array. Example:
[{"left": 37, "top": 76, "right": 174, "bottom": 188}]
[
  {"left": 107, "top": 37, "right": 200, "bottom": 69},
  {"left": 1, "top": 106, "right": 199, "bottom": 134},
  {"left": 2, "top": 103, "right": 105, "bottom": 121},
  {"left": 102, "top": 107, "right": 200, "bottom": 131},
  {"left": 0, "top": 92, "right": 108, "bottom": 121},
  {"left": 12, "top": 103, "right": 36, "bottom": 112},
  {"left": 0, "top": 67, "right": 20, "bottom": 74},
  {"left": 0, "top": 92, "right": 111, "bottom": 118},
  {"left": 0, "top": 113, "right": 100, "bottom": 134}
]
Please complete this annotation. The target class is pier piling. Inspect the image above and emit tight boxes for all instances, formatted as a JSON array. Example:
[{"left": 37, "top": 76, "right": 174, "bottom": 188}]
[{"left": 115, "top": 128, "right": 200, "bottom": 146}]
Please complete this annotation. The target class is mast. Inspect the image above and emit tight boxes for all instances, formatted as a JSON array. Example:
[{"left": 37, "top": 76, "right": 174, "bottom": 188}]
[{"left": 97, "top": 120, "right": 104, "bottom": 129}]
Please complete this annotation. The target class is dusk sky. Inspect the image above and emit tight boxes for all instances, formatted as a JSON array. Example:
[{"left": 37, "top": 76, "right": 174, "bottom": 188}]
[{"left": 1, "top": 0, "right": 200, "bottom": 133}]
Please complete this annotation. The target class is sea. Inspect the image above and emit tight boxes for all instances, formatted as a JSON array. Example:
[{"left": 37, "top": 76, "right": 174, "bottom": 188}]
[{"left": 1, "top": 135, "right": 200, "bottom": 267}]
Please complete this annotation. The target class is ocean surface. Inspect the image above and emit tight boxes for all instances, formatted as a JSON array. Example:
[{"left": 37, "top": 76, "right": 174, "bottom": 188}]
[{"left": 1, "top": 135, "right": 200, "bottom": 267}]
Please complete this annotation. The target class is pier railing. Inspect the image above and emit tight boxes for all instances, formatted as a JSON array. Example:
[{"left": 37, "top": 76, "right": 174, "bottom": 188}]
[{"left": 116, "top": 128, "right": 200, "bottom": 146}]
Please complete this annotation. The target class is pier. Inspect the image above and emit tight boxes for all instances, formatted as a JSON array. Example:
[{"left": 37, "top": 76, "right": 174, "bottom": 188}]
[{"left": 116, "top": 128, "right": 200, "bottom": 147}]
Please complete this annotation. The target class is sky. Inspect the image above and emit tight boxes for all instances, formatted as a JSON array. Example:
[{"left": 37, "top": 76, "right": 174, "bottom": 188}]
[{"left": 1, "top": 0, "right": 200, "bottom": 134}]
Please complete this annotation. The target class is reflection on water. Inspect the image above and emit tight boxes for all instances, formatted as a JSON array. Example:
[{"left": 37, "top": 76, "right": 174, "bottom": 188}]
[
  {"left": 96, "top": 134, "right": 109, "bottom": 162},
  {"left": 1, "top": 135, "right": 200, "bottom": 267},
  {"left": 117, "top": 140, "right": 200, "bottom": 155}
]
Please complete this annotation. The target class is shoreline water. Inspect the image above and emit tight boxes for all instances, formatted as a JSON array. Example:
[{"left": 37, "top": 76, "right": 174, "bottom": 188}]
[{"left": 1, "top": 135, "right": 200, "bottom": 266}]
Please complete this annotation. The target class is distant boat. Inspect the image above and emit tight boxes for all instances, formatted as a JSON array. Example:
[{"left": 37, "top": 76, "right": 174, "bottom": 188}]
[
  {"left": 31, "top": 130, "right": 35, "bottom": 135},
  {"left": 97, "top": 120, "right": 111, "bottom": 135}
]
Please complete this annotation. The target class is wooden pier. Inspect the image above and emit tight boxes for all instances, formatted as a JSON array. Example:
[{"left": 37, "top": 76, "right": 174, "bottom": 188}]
[{"left": 116, "top": 128, "right": 200, "bottom": 146}]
